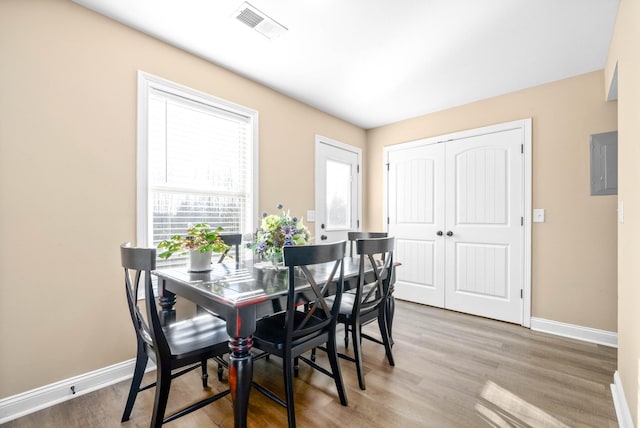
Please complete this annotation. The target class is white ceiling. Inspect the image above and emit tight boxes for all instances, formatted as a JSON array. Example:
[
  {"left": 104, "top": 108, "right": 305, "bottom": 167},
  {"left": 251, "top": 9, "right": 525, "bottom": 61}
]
[{"left": 72, "top": 0, "right": 619, "bottom": 129}]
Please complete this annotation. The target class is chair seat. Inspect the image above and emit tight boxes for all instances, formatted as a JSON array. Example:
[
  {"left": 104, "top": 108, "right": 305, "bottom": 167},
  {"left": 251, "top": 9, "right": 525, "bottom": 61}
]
[
  {"left": 327, "top": 294, "right": 378, "bottom": 324},
  {"left": 254, "top": 311, "right": 327, "bottom": 352},
  {"left": 164, "top": 313, "right": 229, "bottom": 360}
]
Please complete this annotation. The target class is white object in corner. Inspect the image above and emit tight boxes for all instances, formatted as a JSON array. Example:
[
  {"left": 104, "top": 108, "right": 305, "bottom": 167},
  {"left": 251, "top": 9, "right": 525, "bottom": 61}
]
[
  {"left": 0, "top": 358, "right": 154, "bottom": 424},
  {"left": 611, "top": 371, "right": 634, "bottom": 428},
  {"left": 530, "top": 317, "right": 617, "bottom": 347}
]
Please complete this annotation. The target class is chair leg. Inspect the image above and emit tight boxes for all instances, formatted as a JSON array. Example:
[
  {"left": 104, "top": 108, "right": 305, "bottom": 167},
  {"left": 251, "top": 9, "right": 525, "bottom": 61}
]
[
  {"left": 217, "top": 361, "right": 224, "bottom": 381},
  {"left": 201, "top": 358, "right": 209, "bottom": 388},
  {"left": 294, "top": 357, "right": 300, "bottom": 377},
  {"left": 327, "top": 332, "right": 348, "bottom": 406},
  {"left": 121, "top": 349, "right": 147, "bottom": 422},
  {"left": 378, "top": 311, "right": 395, "bottom": 367},
  {"left": 151, "top": 364, "right": 172, "bottom": 428},
  {"left": 344, "top": 324, "right": 349, "bottom": 348},
  {"left": 283, "top": 356, "right": 297, "bottom": 428},
  {"left": 351, "top": 323, "right": 366, "bottom": 390},
  {"left": 386, "top": 295, "right": 395, "bottom": 347}
]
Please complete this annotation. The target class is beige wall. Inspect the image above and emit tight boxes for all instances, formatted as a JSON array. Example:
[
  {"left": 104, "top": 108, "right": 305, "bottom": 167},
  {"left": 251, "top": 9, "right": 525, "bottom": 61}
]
[
  {"left": 366, "top": 71, "right": 618, "bottom": 331},
  {"left": 606, "top": 0, "right": 640, "bottom": 424},
  {"left": 0, "top": 0, "right": 623, "bottom": 408},
  {"left": 0, "top": 0, "right": 366, "bottom": 398}
]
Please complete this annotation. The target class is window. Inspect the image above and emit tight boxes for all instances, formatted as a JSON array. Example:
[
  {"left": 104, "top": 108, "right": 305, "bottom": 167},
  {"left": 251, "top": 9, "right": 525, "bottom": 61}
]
[{"left": 137, "top": 71, "right": 258, "bottom": 267}]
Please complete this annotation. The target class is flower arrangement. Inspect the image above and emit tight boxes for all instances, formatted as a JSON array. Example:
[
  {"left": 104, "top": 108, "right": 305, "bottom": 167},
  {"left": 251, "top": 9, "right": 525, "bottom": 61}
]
[
  {"left": 254, "top": 203, "right": 311, "bottom": 263},
  {"left": 157, "top": 223, "right": 230, "bottom": 259}
]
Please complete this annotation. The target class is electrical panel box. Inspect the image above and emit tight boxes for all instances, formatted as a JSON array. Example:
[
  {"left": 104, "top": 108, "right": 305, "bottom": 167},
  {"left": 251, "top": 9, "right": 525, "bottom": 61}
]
[{"left": 590, "top": 131, "right": 618, "bottom": 196}]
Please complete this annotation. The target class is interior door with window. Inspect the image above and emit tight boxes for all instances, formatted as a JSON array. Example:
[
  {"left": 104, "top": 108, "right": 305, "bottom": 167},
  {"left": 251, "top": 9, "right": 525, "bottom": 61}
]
[{"left": 315, "top": 136, "right": 360, "bottom": 244}]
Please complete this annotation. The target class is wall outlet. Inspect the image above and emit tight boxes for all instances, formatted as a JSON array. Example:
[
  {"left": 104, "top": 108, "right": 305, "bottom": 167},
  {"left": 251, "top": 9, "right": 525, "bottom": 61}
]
[{"left": 306, "top": 210, "right": 315, "bottom": 222}]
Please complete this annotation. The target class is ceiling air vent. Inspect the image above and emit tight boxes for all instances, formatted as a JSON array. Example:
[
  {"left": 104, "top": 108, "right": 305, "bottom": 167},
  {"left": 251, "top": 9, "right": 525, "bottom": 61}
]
[{"left": 233, "top": 2, "right": 287, "bottom": 39}]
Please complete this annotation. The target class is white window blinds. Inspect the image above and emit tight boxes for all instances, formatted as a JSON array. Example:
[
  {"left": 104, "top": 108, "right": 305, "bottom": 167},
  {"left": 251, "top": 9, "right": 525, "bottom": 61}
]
[{"left": 138, "top": 72, "right": 257, "bottom": 268}]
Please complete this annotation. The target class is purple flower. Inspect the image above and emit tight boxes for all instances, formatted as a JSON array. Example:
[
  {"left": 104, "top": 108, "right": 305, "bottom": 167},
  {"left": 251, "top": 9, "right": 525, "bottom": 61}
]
[
  {"left": 292, "top": 216, "right": 298, "bottom": 223},
  {"left": 282, "top": 225, "right": 293, "bottom": 238},
  {"left": 262, "top": 211, "right": 268, "bottom": 218},
  {"left": 276, "top": 203, "right": 283, "bottom": 210}
]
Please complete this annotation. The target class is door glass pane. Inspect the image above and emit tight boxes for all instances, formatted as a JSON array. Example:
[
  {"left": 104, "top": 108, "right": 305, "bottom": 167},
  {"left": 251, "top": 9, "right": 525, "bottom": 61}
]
[{"left": 326, "top": 159, "right": 351, "bottom": 230}]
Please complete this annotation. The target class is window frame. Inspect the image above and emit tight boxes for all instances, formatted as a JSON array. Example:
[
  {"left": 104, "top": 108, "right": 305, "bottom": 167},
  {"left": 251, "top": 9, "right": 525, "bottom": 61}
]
[{"left": 136, "top": 70, "right": 259, "bottom": 249}]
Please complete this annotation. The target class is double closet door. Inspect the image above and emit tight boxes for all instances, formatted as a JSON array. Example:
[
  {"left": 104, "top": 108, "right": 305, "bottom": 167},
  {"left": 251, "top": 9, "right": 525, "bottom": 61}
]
[{"left": 387, "top": 125, "right": 525, "bottom": 324}]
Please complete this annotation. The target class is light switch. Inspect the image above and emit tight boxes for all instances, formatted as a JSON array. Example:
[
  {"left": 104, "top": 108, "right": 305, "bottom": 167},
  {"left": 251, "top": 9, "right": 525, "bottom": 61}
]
[
  {"left": 533, "top": 209, "right": 545, "bottom": 223},
  {"left": 306, "top": 210, "right": 315, "bottom": 222}
]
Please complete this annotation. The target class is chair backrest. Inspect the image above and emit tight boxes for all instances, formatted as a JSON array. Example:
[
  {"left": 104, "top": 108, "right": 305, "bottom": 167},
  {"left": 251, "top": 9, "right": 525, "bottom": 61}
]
[
  {"left": 120, "top": 243, "right": 169, "bottom": 360},
  {"left": 347, "top": 232, "right": 388, "bottom": 257},
  {"left": 282, "top": 241, "right": 346, "bottom": 344},
  {"left": 354, "top": 237, "right": 395, "bottom": 317},
  {"left": 217, "top": 233, "right": 242, "bottom": 265}
]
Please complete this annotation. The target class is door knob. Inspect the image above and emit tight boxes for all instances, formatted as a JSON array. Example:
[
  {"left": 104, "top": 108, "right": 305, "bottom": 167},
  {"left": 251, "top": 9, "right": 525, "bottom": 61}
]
[
  {"left": 446, "top": 231, "right": 453, "bottom": 237},
  {"left": 436, "top": 231, "right": 443, "bottom": 236},
  {"left": 320, "top": 235, "right": 328, "bottom": 240}
]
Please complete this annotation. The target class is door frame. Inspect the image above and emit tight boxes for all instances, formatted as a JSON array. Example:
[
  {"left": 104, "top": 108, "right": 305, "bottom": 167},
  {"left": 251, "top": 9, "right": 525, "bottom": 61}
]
[
  {"left": 383, "top": 118, "right": 532, "bottom": 327},
  {"left": 314, "top": 135, "right": 363, "bottom": 241}
]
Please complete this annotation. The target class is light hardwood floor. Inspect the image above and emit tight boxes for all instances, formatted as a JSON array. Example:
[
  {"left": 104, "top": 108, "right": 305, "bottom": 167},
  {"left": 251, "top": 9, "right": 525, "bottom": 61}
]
[{"left": 4, "top": 300, "right": 618, "bottom": 427}]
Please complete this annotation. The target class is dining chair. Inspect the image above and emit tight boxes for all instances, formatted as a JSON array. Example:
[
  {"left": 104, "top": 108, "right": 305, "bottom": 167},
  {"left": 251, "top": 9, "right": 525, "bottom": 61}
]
[
  {"left": 343, "top": 232, "right": 389, "bottom": 347},
  {"left": 217, "top": 233, "right": 242, "bottom": 266},
  {"left": 197, "top": 232, "right": 243, "bottom": 324},
  {"left": 335, "top": 236, "right": 395, "bottom": 390},
  {"left": 120, "top": 243, "right": 230, "bottom": 428},
  {"left": 347, "top": 231, "right": 387, "bottom": 257},
  {"left": 251, "top": 241, "right": 348, "bottom": 428}
]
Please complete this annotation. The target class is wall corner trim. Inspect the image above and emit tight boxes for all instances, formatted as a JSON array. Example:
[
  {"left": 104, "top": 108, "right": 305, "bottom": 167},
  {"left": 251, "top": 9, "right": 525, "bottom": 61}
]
[
  {"left": 0, "top": 358, "right": 155, "bottom": 424},
  {"left": 611, "top": 371, "right": 635, "bottom": 428},
  {"left": 530, "top": 317, "right": 617, "bottom": 347}
]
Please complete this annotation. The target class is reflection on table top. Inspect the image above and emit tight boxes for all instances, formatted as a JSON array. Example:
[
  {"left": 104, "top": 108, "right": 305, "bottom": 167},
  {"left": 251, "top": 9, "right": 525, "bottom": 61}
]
[{"left": 153, "top": 257, "right": 364, "bottom": 308}]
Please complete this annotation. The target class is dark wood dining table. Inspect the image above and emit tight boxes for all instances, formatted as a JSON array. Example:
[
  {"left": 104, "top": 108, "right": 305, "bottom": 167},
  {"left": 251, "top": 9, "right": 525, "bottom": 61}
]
[{"left": 153, "top": 257, "right": 395, "bottom": 428}]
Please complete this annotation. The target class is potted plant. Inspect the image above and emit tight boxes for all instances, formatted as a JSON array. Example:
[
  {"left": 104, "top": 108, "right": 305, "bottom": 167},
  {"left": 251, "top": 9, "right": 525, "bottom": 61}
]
[
  {"left": 254, "top": 203, "right": 311, "bottom": 269},
  {"left": 157, "top": 223, "right": 230, "bottom": 272}
]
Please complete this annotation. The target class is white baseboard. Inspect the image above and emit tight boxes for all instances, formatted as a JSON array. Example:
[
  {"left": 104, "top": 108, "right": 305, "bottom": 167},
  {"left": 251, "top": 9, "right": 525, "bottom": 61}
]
[
  {"left": 0, "top": 358, "right": 155, "bottom": 424},
  {"left": 529, "top": 317, "right": 617, "bottom": 347},
  {"left": 611, "top": 371, "right": 635, "bottom": 428}
]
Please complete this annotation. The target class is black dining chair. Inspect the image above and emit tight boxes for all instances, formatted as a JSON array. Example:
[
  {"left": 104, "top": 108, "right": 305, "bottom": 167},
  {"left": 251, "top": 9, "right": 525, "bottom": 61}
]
[
  {"left": 347, "top": 231, "right": 387, "bottom": 257},
  {"left": 344, "top": 232, "right": 389, "bottom": 347},
  {"left": 217, "top": 233, "right": 242, "bottom": 266},
  {"left": 251, "top": 241, "right": 348, "bottom": 428},
  {"left": 335, "top": 236, "right": 395, "bottom": 390},
  {"left": 120, "top": 243, "right": 230, "bottom": 428},
  {"left": 197, "top": 232, "right": 243, "bottom": 320}
]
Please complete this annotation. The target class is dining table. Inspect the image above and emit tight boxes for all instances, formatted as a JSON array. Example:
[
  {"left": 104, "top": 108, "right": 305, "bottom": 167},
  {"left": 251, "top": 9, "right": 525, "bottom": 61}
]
[{"left": 153, "top": 256, "right": 396, "bottom": 428}]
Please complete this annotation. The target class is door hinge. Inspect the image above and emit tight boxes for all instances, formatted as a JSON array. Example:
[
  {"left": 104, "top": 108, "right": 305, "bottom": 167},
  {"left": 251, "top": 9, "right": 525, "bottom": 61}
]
[
  {"left": 357, "top": 164, "right": 360, "bottom": 174},
  {"left": 521, "top": 144, "right": 524, "bottom": 154},
  {"left": 386, "top": 163, "right": 390, "bottom": 171},
  {"left": 387, "top": 217, "right": 390, "bottom": 225},
  {"left": 357, "top": 219, "right": 360, "bottom": 228},
  {"left": 520, "top": 289, "right": 523, "bottom": 299},
  {"left": 521, "top": 216, "right": 524, "bottom": 226}
]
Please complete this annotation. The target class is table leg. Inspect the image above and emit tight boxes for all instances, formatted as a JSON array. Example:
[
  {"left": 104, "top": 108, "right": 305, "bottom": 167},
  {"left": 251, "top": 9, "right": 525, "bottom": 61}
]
[
  {"left": 226, "top": 305, "right": 256, "bottom": 428},
  {"left": 158, "top": 279, "right": 176, "bottom": 326},
  {"left": 229, "top": 336, "right": 253, "bottom": 428}
]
